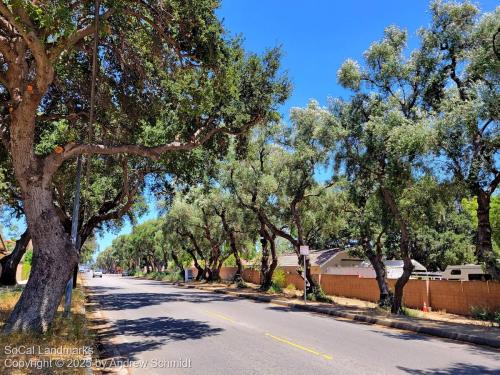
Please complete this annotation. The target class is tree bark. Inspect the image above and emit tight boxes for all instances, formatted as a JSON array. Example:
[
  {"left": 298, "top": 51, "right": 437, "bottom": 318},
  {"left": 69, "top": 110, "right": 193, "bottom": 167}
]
[
  {"left": 363, "top": 235, "right": 392, "bottom": 307},
  {"left": 218, "top": 209, "right": 243, "bottom": 285},
  {"left": 476, "top": 191, "right": 500, "bottom": 279},
  {"left": 259, "top": 224, "right": 278, "bottom": 291},
  {"left": 392, "top": 255, "right": 413, "bottom": 314},
  {"left": 380, "top": 187, "right": 414, "bottom": 314},
  {"left": 170, "top": 250, "right": 184, "bottom": 276},
  {"left": 3, "top": 187, "right": 78, "bottom": 333},
  {"left": 0, "top": 229, "right": 31, "bottom": 286},
  {"left": 299, "top": 254, "right": 320, "bottom": 295},
  {"left": 186, "top": 248, "right": 204, "bottom": 281}
]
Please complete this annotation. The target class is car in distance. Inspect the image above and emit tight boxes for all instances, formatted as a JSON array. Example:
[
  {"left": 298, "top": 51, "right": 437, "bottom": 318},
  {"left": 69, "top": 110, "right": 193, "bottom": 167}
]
[
  {"left": 121, "top": 270, "right": 130, "bottom": 276},
  {"left": 92, "top": 270, "right": 103, "bottom": 278}
]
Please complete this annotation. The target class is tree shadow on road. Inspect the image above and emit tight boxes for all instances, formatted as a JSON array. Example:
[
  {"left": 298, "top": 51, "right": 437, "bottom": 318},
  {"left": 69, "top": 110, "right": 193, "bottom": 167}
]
[
  {"left": 87, "top": 289, "right": 240, "bottom": 311},
  {"left": 113, "top": 316, "right": 224, "bottom": 340},
  {"left": 397, "top": 362, "right": 500, "bottom": 374},
  {"left": 93, "top": 316, "right": 223, "bottom": 363}
]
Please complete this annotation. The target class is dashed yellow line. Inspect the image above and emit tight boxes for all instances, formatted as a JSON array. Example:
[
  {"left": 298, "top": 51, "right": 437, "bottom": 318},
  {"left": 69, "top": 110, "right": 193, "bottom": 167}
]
[
  {"left": 203, "top": 310, "right": 236, "bottom": 323},
  {"left": 265, "top": 333, "right": 332, "bottom": 360}
]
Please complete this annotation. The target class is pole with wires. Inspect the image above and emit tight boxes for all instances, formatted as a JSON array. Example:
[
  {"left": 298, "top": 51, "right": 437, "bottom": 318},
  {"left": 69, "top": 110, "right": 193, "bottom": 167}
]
[{"left": 64, "top": 0, "right": 100, "bottom": 317}]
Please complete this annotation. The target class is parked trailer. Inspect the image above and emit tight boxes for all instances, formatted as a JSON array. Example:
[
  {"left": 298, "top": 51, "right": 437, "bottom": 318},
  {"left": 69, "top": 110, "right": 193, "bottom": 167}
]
[{"left": 442, "top": 264, "right": 491, "bottom": 281}]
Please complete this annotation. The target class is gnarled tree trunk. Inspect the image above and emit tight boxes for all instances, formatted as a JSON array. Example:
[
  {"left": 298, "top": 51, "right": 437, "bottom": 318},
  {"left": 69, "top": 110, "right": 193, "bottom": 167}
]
[
  {"left": 299, "top": 254, "right": 320, "bottom": 296},
  {"left": 476, "top": 191, "right": 500, "bottom": 279},
  {"left": 392, "top": 255, "right": 413, "bottom": 314},
  {"left": 218, "top": 209, "right": 243, "bottom": 285},
  {"left": 363, "top": 235, "right": 392, "bottom": 307},
  {"left": 380, "top": 187, "right": 414, "bottom": 314},
  {"left": 4, "top": 187, "right": 78, "bottom": 333},
  {"left": 259, "top": 224, "right": 277, "bottom": 291},
  {"left": 171, "top": 250, "right": 184, "bottom": 276},
  {"left": 0, "top": 229, "right": 30, "bottom": 286}
]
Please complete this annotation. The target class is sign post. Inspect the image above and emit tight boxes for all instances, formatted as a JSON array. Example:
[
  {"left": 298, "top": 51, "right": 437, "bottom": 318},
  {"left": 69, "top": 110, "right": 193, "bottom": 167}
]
[{"left": 299, "top": 245, "right": 309, "bottom": 304}]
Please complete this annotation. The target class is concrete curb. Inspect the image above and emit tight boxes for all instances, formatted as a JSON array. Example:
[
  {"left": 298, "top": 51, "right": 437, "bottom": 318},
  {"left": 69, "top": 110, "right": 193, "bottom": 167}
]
[{"left": 174, "top": 282, "right": 500, "bottom": 349}]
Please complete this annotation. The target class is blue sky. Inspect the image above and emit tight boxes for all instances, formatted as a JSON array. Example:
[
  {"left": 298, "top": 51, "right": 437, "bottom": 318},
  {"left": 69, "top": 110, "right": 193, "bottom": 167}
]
[{"left": 1, "top": 0, "right": 497, "bottom": 252}]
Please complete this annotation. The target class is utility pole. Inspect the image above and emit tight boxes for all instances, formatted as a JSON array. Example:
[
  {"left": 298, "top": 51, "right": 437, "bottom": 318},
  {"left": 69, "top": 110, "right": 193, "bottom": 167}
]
[
  {"left": 63, "top": 0, "right": 100, "bottom": 317},
  {"left": 300, "top": 245, "right": 309, "bottom": 304}
]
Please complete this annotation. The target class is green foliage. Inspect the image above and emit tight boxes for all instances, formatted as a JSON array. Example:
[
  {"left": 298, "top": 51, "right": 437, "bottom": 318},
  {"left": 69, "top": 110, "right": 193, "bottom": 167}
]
[
  {"left": 21, "top": 263, "right": 31, "bottom": 281},
  {"left": 23, "top": 250, "right": 32, "bottom": 265},
  {"left": 401, "top": 307, "right": 425, "bottom": 319},
  {"left": 462, "top": 196, "right": 500, "bottom": 254},
  {"left": 470, "top": 306, "right": 500, "bottom": 326},
  {"left": 271, "top": 268, "right": 286, "bottom": 289}
]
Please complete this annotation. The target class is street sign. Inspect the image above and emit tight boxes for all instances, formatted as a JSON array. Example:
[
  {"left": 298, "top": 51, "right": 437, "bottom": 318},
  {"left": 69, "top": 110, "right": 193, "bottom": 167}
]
[{"left": 300, "top": 245, "right": 309, "bottom": 255}]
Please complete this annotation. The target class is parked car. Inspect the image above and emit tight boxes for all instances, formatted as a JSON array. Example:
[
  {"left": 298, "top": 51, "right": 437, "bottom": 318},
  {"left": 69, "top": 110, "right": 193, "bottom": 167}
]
[
  {"left": 442, "top": 265, "right": 491, "bottom": 281},
  {"left": 121, "top": 270, "right": 130, "bottom": 276},
  {"left": 92, "top": 270, "right": 103, "bottom": 278}
]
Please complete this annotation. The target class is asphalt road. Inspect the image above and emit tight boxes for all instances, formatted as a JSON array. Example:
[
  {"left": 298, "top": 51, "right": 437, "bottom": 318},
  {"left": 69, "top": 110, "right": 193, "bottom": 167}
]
[{"left": 85, "top": 274, "right": 500, "bottom": 375}]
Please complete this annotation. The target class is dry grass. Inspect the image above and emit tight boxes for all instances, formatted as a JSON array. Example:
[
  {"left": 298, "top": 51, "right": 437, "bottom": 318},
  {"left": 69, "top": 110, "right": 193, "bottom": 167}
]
[{"left": 0, "top": 283, "right": 95, "bottom": 374}]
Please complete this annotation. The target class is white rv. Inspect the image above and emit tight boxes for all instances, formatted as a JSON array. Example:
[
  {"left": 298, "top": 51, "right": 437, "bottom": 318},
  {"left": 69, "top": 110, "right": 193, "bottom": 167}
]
[{"left": 442, "top": 264, "right": 491, "bottom": 281}]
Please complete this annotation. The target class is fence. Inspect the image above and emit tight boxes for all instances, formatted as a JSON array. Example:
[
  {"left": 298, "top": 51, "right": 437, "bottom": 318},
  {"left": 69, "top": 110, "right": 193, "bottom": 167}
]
[{"left": 212, "top": 267, "right": 500, "bottom": 316}]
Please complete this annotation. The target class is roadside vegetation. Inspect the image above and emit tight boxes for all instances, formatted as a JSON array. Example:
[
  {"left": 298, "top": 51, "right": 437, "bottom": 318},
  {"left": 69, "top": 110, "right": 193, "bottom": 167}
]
[
  {"left": 0, "top": 284, "right": 95, "bottom": 373},
  {"left": 0, "top": 0, "right": 498, "bottom": 335},
  {"left": 470, "top": 306, "right": 500, "bottom": 327}
]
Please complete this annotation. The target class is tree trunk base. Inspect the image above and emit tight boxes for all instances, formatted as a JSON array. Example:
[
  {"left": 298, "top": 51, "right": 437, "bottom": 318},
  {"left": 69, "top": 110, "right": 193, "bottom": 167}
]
[{"left": 3, "top": 239, "right": 77, "bottom": 333}]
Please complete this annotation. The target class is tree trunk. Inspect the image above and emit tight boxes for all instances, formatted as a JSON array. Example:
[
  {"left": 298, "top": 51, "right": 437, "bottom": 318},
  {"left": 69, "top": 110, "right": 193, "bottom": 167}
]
[
  {"left": 186, "top": 248, "right": 205, "bottom": 281},
  {"left": 476, "top": 191, "right": 500, "bottom": 279},
  {"left": 260, "top": 234, "right": 270, "bottom": 289},
  {"left": 259, "top": 225, "right": 278, "bottom": 291},
  {"left": 171, "top": 250, "right": 184, "bottom": 275},
  {"left": 0, "top": 229, "right": 31, "bottom": 286},
  {"left": 232, "top": 248, "right": 243, "bottom": 285},
  {"left": 219, "top": 210, "right": 243, "bottom": 285},
  {"left": 380, "top": 187, "right": 414, "bottom": 314},
  {"left": 301, "top": 255, "right": 320, "bottom": 296},
  {"left": 392, "top": 255, "right": 413, "bottom": 314},
  {"left": 72, "top": 265, "right": 78, "bottom": 289},
  {"left": 3, "top": 187, "right": 78, "bottom": 333},
  {"left": 363, "top": 236, "right": 392, "bottom": 307}
]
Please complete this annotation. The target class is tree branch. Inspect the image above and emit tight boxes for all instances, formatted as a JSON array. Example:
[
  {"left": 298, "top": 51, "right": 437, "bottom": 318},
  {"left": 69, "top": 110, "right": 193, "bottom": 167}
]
[
  {"left": 48, "top": 9, "right": 113, "bottom": 63},
  {"left": 43, "top": 117, "right": 261, "bottom": 182},
  {"left": 0, "top": 3, "right": 49, "bottom": 84}
]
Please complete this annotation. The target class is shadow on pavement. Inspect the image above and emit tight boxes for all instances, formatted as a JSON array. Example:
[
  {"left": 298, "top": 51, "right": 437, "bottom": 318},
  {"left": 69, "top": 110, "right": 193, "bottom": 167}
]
[
  {"left": 92, "top": 316, "right": 223, "bottom": 362},
  {"left": 113, "top": 316, "right": 224, "bottom": 340},
  {"left": 398, "top": 362, "right": 500, "bottom": 374},
  {"left": 87, "top": 288, "right": 240, "bottom": 311}
]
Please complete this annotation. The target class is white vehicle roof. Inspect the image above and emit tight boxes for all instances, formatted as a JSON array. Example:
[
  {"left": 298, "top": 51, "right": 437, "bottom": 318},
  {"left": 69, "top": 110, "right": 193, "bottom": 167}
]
[{"left": 444, "top": 264, "right": 483, "bottom": 270}]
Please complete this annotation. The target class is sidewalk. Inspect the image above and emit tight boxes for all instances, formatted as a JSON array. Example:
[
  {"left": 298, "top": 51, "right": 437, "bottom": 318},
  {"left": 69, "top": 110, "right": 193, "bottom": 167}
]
[{"left": 173, "top": 281, "right": 500, "bottom": 349}]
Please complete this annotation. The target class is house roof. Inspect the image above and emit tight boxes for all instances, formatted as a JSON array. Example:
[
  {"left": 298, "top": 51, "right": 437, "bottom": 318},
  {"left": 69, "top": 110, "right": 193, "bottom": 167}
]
[{"left": 278, "top": 248, "right": 342, "bottom": 267}]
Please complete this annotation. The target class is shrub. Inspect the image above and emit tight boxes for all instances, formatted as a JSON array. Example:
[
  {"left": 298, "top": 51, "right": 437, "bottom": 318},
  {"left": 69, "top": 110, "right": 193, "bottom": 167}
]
[
  {"left": 285, "top": 283, "right": 297, "bottom": 291},
  {"left": 130, "top": 269, "right": 144, "bottom": 277},
  {"left": 269, "top": 283, "right": 282, "bottom": 293},
  {"left": 272, "top": 268, "right": 287, "bottom": 289},
  {"left": 401, "top": 307, "right": 424, "bottom": 319},
  {"left": 163, "top": 273, "right": 183, "bottom": 282},
  {"left": 471, "top": 306, "right": 500, "bottom": 326}
]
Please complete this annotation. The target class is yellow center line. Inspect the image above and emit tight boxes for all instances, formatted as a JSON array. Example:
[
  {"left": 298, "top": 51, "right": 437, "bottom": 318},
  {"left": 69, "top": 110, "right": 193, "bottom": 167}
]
[
  {"left": 202, "top": 310, "right": 236, "bottom": 323},
  {"left": 265, "top": 333, "right": 332, "bottom": 360}
]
